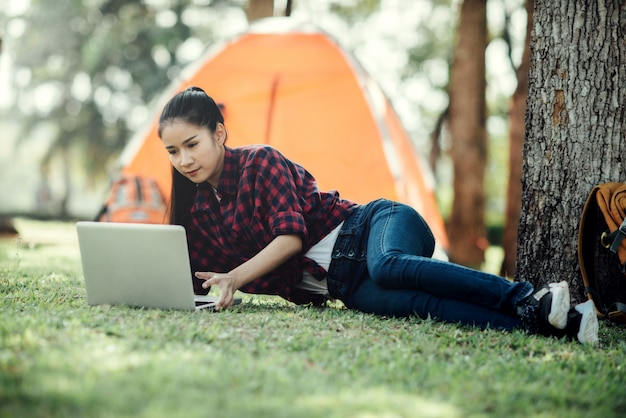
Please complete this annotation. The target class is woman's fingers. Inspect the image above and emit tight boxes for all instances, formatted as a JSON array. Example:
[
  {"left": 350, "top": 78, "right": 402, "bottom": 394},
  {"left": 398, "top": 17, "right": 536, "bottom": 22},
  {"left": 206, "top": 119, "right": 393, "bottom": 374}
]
[
  {"left": 194, "top": 271, "right": 216, "bottom": 288},
  {"left": 194, "top": 271, "right": 234, "bottom": 309}
]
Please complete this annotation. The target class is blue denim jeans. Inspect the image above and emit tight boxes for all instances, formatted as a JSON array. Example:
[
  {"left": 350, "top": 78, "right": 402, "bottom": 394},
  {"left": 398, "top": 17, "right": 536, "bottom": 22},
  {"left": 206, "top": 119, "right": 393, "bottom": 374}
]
[{"left": 326, "top": 199, "right": 533, "bottom": 330}]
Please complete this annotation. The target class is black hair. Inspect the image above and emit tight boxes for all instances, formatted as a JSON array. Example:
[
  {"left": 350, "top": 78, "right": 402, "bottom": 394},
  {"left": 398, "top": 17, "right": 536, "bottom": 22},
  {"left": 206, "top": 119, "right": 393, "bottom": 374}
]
[{"left": 157, "top": 86, "right": 225, "bottom": 225}]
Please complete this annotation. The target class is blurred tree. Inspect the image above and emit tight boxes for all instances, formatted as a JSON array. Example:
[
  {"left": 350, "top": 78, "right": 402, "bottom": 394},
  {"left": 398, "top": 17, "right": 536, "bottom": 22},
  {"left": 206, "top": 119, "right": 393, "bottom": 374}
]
[
  {"left": 6, "top": 0, "right": 225, "bottom": 218},
  {"left": 329, "top": 0, "right": 380, "bottom": 21},
  {"left": 6, "top": 0, "right": 505, "bottom": 230},
  {"left": 332, "top": 1, "right": 526, "bottom": 270},
  {"left": 500, "top": 0, "right": 533, "bottom": 277},
  {"left": 517, "top": 0, "right": 626, "bottom": 302},
  {"left": 446, "top": 0, "right": 488, "bottom": 268},
  {"left": 333, "top": 0, "right": 514, "bottom": 268},
  {"left": 245, "top": 0, "right": 294, "bottom": 21},
  {"left": 0, "top": 27, "right": 17, "bottom": 234},
  {"left": 246, "top": 0, "right": 275, "bottom": 21},
  {"left": 403, "top": 0, "right": 456, "bottom": 192}
]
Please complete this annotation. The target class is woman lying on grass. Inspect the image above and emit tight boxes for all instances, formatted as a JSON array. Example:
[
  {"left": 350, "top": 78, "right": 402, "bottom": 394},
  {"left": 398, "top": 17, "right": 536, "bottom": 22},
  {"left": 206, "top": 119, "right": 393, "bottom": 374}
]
[{"left": 158, "top": 86, "right": 598, "bottom": 345}]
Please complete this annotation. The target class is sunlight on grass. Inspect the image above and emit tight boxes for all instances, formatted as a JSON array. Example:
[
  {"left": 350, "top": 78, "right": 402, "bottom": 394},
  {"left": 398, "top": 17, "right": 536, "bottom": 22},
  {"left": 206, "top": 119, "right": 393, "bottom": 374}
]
[
  {"left": 293, "top": 388, "right": 461, "bottom": 418},
  {"left": 11, "top": 218, "right": 79, "bottom": 247},
  {"left": 483, "top": 246, "right": 504, "bottom": 275}
]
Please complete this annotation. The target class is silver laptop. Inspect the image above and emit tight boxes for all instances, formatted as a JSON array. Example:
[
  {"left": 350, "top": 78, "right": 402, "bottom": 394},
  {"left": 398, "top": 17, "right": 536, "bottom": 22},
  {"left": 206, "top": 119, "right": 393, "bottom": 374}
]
[{"left": 76, "top": 221, "right": 238, "bottom": 311}]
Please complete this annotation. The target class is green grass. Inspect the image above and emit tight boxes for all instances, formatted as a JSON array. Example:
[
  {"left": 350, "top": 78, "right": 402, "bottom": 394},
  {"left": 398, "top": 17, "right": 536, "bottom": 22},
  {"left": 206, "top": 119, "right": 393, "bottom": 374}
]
[{"left": 1, "top": 219, "right": 625, "bottom": 418}]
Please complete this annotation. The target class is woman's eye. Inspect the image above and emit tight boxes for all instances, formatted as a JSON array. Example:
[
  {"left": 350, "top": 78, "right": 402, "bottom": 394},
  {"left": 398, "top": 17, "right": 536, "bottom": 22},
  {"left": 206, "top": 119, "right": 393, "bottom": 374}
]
[
  {"left": 167, "top": 149, "right": 177, "bottom": 155},
  {"left": 188, "top": 142, "right": 197, "bottom": 148}
]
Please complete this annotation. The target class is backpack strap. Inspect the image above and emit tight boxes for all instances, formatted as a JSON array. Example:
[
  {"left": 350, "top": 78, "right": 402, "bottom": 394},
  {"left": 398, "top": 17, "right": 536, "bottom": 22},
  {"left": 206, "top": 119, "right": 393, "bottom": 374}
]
[
  {"left": 584, "top": 285, "right": 609, "bottom": 316},
  {"left": 609, "top": 217, "right": 626, "bottom": 253},
  {"left": 602, "top": 217, "right": 626, "bottom": 255}
]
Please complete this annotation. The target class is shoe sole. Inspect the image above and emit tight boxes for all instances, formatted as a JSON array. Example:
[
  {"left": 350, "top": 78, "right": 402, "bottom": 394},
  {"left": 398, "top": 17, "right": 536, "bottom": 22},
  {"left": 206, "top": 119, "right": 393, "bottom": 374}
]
[
  {"left": 576, "top": 300, "right": 599, "bottom": 345},
  {"left": 548, "top": 281, "right": 570, "bottom": 329}
]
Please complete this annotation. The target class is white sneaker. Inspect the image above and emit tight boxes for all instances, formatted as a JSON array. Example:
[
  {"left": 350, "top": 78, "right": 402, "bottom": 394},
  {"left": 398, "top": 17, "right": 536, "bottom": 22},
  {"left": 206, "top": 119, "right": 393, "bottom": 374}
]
[
  {"left": 547, "top": 281, "right": 570, "bottom": 329},
  {"left": 518, "top": 281, "right": 571, "bottom": 335},
  {"left": 575, "top": 300, "right": 599, "bottom": 345}
]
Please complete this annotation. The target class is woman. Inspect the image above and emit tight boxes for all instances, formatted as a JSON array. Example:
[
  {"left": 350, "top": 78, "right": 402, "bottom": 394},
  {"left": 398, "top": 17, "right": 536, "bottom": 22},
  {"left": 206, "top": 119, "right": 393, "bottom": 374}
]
[{"left": 158, "top": 86, "right": 598, "bottom": 344}]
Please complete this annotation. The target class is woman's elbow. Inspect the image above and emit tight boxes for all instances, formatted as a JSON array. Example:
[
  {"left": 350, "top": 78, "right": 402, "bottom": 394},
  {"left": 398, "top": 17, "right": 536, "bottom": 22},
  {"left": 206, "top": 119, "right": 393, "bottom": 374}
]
[{"left": 285, "top": 234, "right": 303, "bottom": 255}]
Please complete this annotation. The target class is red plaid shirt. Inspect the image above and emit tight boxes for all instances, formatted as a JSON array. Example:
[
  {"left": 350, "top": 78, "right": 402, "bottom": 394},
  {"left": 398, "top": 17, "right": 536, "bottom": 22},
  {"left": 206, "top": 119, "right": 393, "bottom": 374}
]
[{"left": 186, "top": 145, "right": 359, "bottom": 305}]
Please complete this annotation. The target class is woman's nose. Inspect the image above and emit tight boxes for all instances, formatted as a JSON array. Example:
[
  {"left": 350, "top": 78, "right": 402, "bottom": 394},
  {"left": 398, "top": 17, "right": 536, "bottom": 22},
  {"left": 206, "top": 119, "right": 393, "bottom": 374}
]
[{"left": 180, "top": 150, "right": 193, "bottom": 166}]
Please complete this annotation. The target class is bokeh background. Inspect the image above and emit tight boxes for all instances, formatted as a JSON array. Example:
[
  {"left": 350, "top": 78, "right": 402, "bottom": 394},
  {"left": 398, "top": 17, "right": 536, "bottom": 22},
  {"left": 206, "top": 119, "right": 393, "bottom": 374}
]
[{"left": 0, "top": 0, "right": 525, "bottom": 224}]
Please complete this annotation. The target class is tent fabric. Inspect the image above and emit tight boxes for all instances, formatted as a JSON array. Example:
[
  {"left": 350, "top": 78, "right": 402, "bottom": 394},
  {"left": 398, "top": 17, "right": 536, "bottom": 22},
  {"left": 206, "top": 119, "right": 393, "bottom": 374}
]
[{"left": 118, "top": 17, "right": 449, "bottom": 250}]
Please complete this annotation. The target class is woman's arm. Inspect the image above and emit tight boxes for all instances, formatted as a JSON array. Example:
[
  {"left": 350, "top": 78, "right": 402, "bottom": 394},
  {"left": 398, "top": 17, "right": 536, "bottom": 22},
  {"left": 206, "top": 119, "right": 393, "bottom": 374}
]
[{"left": 194, "top": 234, "right": 302, "bottom": 309}]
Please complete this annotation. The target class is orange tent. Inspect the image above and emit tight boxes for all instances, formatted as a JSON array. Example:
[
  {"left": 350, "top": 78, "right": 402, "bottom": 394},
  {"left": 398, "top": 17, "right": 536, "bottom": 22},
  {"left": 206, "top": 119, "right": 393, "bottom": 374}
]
[{"left": 117, "top": 18, "right": 449, "bottom": 250}]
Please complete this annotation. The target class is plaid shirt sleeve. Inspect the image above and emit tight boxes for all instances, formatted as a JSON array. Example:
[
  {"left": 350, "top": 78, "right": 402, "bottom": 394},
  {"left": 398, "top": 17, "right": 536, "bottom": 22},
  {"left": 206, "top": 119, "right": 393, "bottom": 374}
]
[{"left": 242, "top": 146, "right": 310, "bottom": 241}]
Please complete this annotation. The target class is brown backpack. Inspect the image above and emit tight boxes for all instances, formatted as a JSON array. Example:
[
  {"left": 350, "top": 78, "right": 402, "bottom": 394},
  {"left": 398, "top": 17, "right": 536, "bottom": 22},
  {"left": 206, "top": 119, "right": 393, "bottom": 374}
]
[
  {"left": 97, "top": 175, "right": 167, "bottom": 224},
  {"left": 578, "top": 182, "right": 626, "bottom": 324}
]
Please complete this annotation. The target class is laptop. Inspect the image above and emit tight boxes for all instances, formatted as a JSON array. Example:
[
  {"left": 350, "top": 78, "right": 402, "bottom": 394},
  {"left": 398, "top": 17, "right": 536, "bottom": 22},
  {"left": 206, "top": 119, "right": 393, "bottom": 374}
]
[{"left": 76, "top": 221, "right": 240, "bottom": 311}]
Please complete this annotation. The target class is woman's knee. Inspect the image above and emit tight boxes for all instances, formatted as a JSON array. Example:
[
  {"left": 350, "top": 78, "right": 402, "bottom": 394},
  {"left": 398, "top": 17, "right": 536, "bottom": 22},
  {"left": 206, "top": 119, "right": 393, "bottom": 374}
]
[{"left": 367, "top": 253, "right": 396, "bottom": 284}]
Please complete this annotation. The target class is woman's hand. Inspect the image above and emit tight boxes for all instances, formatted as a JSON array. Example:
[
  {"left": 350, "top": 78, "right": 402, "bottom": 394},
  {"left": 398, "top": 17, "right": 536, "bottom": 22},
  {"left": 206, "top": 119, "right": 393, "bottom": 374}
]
[
  {"left": 194, "top": 234, "right": 302, "bottom": 310},
  {"left": 194, "top": 271, "right": 239, "bottom": 310}
]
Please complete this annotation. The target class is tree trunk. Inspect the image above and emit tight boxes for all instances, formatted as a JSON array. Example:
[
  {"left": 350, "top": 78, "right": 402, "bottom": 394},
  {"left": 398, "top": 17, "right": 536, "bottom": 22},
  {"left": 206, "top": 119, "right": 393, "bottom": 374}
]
[
  {"left": 500, "top": 0, "right": 534, "bottom": 278},
  {"left": 0, "top": 217, "right": 17, "bottom": 237},
  {"left": 517, "top": 0, "right": 626, "bottom": 304},
  {"left": 447, "top": 0, "right": 488, "bottom": 268},
  {"left": 246, "top": 0, "right": 274, "bottom": 22}
]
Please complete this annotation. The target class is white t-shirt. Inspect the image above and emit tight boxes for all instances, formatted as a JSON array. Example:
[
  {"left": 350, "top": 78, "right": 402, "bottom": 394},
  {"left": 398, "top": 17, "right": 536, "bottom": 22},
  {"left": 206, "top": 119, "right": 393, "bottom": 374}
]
[{"left": 296, "top": 222, "right": 344, "bottom": 295}]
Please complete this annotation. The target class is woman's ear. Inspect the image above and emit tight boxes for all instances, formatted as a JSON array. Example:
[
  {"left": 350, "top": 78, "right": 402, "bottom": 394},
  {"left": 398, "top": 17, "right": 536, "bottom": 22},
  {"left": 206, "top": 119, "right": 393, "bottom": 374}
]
[{"left": 215, "top": 123, "right": 227, "bottom": 145}]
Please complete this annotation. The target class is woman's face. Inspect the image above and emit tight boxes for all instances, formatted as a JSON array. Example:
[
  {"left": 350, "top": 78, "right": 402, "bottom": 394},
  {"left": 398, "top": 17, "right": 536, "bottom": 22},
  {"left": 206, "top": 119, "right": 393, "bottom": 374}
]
[{"left": 160, "top": 119, "right": 226, "bottom": 188}]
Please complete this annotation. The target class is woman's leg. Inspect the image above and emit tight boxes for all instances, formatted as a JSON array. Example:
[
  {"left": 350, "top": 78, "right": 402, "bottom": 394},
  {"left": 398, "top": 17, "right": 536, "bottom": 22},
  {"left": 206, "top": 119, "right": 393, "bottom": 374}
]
[
  {"left": 346, "top": 275, "right": 521, "bottom": 330},
  {"left": 366, "top": 201, "right": 533, "bottom": 315}
]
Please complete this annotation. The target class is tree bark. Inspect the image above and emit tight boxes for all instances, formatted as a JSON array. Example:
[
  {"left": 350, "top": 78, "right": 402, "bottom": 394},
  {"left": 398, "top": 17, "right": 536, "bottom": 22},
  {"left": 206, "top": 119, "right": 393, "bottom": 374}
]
[
  {"left": 500, "top": 0, "right": 534, "bottom": 278},
  {"left": 246, "top": 0, "right": 274, "bottom": 22},
  {"left": 447, "top": 0, "right": 488, "bottom": 268},
  {"left": 517, "top": 0, "right": 626, "bottom": 304}
]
